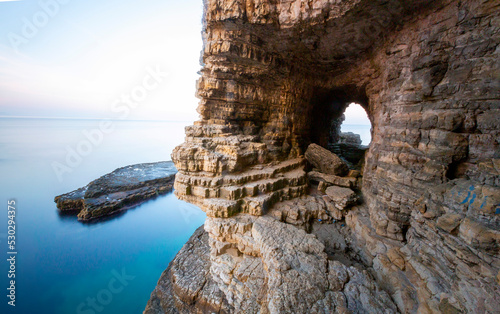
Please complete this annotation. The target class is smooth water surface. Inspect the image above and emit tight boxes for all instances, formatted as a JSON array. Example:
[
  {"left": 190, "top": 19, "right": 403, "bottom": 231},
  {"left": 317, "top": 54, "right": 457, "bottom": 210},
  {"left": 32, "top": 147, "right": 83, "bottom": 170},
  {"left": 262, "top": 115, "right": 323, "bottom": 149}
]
[
  {"left": 0, "top": 118, "right": 370, "bottom": 314},
  {"left": 0, "top": 118, "right": 206, "bottom": 314}
]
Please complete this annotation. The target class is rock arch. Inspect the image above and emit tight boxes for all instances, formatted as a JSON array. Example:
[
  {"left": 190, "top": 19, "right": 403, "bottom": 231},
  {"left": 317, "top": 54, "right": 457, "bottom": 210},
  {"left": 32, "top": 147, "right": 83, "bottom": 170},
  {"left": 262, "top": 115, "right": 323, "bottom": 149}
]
[{"left": 150, "top": 1, "right": 500, "bottom": 313}]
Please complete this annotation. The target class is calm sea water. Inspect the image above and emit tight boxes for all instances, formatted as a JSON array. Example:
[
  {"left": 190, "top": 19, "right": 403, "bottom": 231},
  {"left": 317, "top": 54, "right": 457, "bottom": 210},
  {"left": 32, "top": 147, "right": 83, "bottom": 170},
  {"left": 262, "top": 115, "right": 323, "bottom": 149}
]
[
  {"left": 0, "top": 118, "right": 370, "bottom": 314},
  {"left": 0, "top": 118, "right": 206, "bottom": 314}
]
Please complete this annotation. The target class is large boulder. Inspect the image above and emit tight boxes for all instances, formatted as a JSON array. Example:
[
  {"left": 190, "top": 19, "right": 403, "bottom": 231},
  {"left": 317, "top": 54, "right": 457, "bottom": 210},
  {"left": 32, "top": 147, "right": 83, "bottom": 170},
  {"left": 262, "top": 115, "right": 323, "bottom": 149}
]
[
  {"left": 325, "top": 186, "right": 358, "bottom": 211},
  {"left": 305, "top": 143, "right": 349, "bottom": 176}
]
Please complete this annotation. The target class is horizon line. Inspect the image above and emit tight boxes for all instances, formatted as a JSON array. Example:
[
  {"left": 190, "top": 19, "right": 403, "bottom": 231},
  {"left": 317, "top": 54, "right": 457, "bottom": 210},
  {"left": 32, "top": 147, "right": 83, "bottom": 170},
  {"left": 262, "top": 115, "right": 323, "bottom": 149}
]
[{"left": 0, "top": 115, "right": 193, "bottom": 122}]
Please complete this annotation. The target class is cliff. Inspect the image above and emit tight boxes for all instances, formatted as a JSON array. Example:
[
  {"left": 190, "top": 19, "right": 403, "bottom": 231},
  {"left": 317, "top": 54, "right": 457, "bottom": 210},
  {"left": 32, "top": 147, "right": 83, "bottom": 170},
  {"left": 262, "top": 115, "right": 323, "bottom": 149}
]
[{"left": 146, "top": 0, "right": 500, "bottom": 312}]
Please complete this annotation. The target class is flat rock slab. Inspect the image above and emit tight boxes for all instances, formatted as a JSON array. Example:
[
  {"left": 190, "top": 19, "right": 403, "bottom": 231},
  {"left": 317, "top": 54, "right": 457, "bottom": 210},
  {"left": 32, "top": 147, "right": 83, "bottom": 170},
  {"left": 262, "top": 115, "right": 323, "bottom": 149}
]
[
  {"left": 308, "top": 171, "right": 357, "bottom": 188},
  {"left": 55, "top": 161, "right": 177, "bottom": 221}
]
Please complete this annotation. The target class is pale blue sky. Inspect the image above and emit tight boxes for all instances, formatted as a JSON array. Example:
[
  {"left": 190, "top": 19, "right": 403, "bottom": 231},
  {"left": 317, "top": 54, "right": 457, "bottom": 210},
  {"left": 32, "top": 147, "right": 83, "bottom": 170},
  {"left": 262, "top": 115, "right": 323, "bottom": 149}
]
[{"left": 0, "top": 0, "right": 204, "bottom": 121}]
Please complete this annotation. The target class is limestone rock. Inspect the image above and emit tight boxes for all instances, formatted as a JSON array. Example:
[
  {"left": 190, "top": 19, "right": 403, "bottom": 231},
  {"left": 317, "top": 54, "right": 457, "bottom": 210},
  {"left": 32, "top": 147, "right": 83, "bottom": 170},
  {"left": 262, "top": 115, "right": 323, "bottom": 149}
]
[
  {"left": 329, "top": 132, "right": 369, "bottom": 166},
  {"left": 308, "top": 171, "right": 357, "bottom": 189},
  {"left": 317, "top": 180, "right": 329, "bottom": 193},
  {"left": 268, "top": 195, "right": 332, "bottom": 230},
  {"left": 144, "top": 226, "right": 233, "bottom": 314},
  {"left": 55, "top": 161, "right": 177, "bottom": 221},
  {"left": 436, "top": 213, "right": 463, "bottom": 234},
  {"left": 148, "top": 216, "right": 398, "bottom": 313},
  {"left": 458, "top": 218, "right": 500, "bottom": 253},
  {"left": 348, "top": 170, "right": 361, "bottom": 178},
  {"left": 325, "top": 186, "right": 358, "bottom": 211},
  {"left": 339, "top": 132, "right": 362, "bottom": 145},
  {"left": 305, "top": 143, "right": 349, "bottom": 176},
  {"left": 151, "top": 0, "right": 500, "bottom": 312},
  {"left": 174, "top": 158, "right": 308, "bottom": 218},
  {"left": 387, "top": 247, "right": 406, "bottom": 271}
]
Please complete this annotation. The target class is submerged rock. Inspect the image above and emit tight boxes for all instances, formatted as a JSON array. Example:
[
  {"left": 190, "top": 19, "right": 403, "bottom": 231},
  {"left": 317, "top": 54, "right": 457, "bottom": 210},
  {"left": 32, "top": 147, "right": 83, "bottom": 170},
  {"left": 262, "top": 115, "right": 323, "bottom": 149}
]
[{"left": 55, "top": 161, "right": 177, "bottom": 221}]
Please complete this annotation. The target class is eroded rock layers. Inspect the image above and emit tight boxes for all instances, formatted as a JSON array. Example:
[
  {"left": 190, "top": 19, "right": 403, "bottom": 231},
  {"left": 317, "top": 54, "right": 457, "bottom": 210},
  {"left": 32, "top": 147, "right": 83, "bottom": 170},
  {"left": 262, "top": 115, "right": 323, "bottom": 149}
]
[{"left": 147, "top": 0, "right": 500, "bottom": 313}]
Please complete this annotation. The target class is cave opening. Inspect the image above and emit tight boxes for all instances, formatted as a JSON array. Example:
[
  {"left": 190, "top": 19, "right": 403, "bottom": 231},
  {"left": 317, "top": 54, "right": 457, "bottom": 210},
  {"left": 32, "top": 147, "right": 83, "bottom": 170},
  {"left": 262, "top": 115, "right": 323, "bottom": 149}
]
[
  {"left": 308, "top": 86, "right": 372, "bottom": 171},
  {"left": 341, "top": 103, "right": 372, "bottom": 145}
]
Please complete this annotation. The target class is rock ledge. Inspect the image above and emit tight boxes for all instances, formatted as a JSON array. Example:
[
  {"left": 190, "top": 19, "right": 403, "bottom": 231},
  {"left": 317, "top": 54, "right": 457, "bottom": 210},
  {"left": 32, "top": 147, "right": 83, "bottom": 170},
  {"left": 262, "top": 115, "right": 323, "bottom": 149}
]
[{"left": 55, "top": 161, "right": 177, "bottom": 221}]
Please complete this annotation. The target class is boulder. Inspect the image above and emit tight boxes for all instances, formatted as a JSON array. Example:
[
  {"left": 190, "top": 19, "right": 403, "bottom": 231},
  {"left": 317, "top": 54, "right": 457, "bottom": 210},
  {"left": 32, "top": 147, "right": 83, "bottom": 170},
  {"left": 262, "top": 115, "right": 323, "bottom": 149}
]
[
  {"left": 436, "top": 213, "right": 463, "bottom": 234},
  {"left": 325, "top": 186, "right": 358, "bottom": 211},
  {"left": 305, "top": 143, "right": 349, "bottom": 176}
]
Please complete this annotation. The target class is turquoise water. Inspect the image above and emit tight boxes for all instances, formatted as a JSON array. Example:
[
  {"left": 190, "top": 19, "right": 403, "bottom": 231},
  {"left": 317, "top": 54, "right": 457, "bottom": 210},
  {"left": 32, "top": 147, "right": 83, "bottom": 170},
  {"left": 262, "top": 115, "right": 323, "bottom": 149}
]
[
  {"left": 0, "top": 118, "right": 206, "bottom": 314},
  {"left": 0, "top": 118, "right": 370, "bottom": 313}
]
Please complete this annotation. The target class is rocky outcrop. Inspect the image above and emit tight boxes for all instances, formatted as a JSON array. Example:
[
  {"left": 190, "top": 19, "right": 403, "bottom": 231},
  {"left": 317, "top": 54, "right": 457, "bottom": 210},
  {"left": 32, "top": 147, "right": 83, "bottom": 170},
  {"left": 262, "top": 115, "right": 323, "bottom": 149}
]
[
  {"left": 55, "top": 161, "right": 177, "bottom": 221},
  {"left": 329, "top": 132, "right": 368, "bottom": 168},
  {"left": 148, "top": 0, "right": 500, "bottom": 313},
  {"left": 146, "top": 212, "right": 398, "bottom": 314},
  {"left": 144, "top": 226, "right": 233, "bottom": 314},
  {"left": 339, "top": 132, "right": 362, "bottom": 146}
]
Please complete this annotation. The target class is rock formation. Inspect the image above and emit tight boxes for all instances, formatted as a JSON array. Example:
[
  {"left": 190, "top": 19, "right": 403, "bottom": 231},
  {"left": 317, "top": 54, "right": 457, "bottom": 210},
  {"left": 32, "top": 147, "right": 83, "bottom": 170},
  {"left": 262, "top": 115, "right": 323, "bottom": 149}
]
[
  {"left": 55, "top": 161, "right": 177, "bottom": 221},
  {"left": 147, "top": 0, "right": 500, "bottom": 312},
  {"left": 329, "top": 132, "right": 368, "bottom": 168},
  {"left": 305, "top": 143, "right": 349, "bottom": 176}
]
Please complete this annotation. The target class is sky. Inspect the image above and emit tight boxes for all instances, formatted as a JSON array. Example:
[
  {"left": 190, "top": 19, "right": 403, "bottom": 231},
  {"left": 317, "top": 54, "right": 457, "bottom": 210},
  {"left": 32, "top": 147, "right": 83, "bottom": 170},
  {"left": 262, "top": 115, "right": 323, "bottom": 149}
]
[
  {"left": 343, "top": 103, "right": 370, "bottom": 125},
  {"left": 0, "top": 0, "right": 204, "bottom": 121},
  {"left": 0, "top": 0, "right": 371, "bottom": 125}
]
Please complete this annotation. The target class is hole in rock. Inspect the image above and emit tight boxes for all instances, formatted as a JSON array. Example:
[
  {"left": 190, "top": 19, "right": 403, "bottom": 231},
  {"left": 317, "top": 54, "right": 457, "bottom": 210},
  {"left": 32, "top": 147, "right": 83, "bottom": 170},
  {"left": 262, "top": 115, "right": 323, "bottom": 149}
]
[
  {"left": 332, "top": 103, "right": 372, "bottom": 170},
  {"left": 308, "top": 88, "right": 372, "bottom": 171},
  {"left": 341, "top": 103, "right": 372, "bottom": 145},
  {"left": 445, "top": 160, "right": 468, "bottom": 180}
]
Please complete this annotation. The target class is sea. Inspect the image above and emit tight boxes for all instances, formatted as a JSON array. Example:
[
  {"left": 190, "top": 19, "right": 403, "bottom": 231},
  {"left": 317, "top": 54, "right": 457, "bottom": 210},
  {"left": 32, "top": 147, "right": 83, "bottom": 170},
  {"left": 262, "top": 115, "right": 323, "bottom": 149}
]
[{"left": 0, "top": 118, "right": 371, "bottom": 314}]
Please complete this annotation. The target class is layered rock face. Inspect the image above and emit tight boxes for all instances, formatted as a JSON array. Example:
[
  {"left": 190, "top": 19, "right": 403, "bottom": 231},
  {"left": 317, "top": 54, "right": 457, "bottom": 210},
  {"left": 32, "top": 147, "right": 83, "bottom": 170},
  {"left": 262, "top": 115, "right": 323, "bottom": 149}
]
[{"left": 147, "top": 0, "right": 500, "bottom": 313}]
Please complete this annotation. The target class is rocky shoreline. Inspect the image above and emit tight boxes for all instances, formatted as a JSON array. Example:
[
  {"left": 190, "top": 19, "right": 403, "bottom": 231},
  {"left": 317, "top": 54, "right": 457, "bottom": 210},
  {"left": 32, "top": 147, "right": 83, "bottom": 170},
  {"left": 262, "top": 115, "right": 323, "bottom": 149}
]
[
  {"left": 145, "top": 216, "right": 400, "bottom": 314},
  {"left": 55, "top": 161, "right": 177, "bottom": 221},
  {"left": 145, "top": 0, "right": 499, "bottom": 312},
  {"left": 145, "top": 143, "right": 403, "bottom": 313}
]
